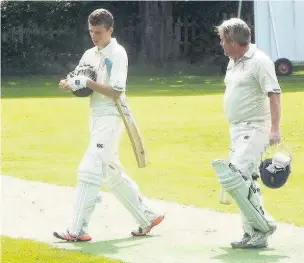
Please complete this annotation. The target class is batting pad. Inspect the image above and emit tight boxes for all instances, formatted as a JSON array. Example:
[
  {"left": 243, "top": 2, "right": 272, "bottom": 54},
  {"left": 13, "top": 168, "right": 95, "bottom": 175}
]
[
  {"left": 212, "top": 159, "right": 271, "bottom": 233},
  {"left": 240, "top": 180, "right": 263, "bottom": 236},
  {"left": 102, "top": 163, "right": 157, "bottom": 229},
  {"left": 70, "top": 181, "right": 101, "bottom": 236}
]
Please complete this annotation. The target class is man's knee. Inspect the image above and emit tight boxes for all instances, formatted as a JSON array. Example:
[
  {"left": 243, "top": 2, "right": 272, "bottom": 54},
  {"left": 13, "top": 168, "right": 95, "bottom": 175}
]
[
  {"left": 229, "top": 143, "right": 262, "bottom": 179},
  {"left": 230, "top": 129, "right": 269, "bottom": 178},
  {"left": 78, "top": 145, "right": 114, "bottom": 185}
]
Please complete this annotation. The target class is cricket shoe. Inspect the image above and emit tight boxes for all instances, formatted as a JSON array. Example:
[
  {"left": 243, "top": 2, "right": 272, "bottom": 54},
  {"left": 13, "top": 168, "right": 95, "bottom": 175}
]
[
  {"left": 131, "top": 215, "right": 165, "bottom": 236},
  {"left": 245, "top": 224, "right": 277, "bottom": 248},
  {"left": 53, "top": 229, "right": 92, "bottom": 242},
  {"left": 231, "top": 233, "right": 252, "bottom": 248}
]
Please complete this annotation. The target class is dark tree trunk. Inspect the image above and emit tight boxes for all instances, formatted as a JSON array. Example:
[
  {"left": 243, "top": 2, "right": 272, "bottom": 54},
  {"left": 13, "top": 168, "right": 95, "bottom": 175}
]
[{"left": 138, "top": 1, "right": 174, "bottom": 67}]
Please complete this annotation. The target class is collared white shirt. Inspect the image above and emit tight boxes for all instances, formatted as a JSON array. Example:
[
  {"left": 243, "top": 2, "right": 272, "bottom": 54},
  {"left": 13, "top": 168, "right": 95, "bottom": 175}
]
[
  {"left": 78, "top": 38, "right": 128, "bottom": 116},
  {"left": 224, "top": 44, "right": 281, "bottom": 125}
]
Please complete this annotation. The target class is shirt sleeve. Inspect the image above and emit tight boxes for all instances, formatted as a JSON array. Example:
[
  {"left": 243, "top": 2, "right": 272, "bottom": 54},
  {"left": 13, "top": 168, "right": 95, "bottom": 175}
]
[
  {"left": 78, "top": 53, "right": 86, "bottom": 66},
  {"left": 254, "top": 56, "right": 281, "bottom": 94},
  {"left": 67, "top": 52, "right": 86, "bottom": 78},
  {"left": 71, "top": 52, "right": 88, "bottom": 74},
  {"left": 108, "top": 50, "right": 128, "bottom": 92}
]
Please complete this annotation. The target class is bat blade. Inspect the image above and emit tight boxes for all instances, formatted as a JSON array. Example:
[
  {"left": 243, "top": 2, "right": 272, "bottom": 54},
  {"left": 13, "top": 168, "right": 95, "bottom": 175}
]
[{"left": 116, "top": 96, "right": 148, "bottom": 168}]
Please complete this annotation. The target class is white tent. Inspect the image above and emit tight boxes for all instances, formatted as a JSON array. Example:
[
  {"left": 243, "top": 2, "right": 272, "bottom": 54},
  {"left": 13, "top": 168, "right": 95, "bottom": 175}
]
[{"left": 240, "top": 0, "right": 304, "bottom": 75}]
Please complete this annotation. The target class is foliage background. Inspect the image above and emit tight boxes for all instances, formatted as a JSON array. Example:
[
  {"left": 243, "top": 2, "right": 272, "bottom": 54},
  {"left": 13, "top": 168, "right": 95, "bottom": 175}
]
[{"left": 1, "top": 1, "right": 253, "bottom": 75}]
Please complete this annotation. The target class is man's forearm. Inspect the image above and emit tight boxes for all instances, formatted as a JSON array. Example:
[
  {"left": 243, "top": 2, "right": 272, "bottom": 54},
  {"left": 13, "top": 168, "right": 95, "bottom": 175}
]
[
  {"left": 269, "top": 93, "right": 281, "bottom": 131},
  {"left": 87, "top": 79, "right": 122, "bottom": 99}
]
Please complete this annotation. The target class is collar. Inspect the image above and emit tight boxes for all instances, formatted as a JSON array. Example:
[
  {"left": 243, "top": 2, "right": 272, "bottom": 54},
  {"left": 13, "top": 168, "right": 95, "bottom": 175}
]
[
  {"left": 231, "top": 43, "right": 256, "bottom": 63},
  {"left": 243, "top": 43, "right": 256, "bottom": 59},
  {"left": 95, "top": 38, "right": 117, "bottom": 55}
]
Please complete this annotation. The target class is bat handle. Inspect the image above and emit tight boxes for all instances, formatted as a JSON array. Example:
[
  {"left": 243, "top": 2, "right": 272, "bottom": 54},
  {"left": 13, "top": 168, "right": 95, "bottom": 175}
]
[{"left": 219, "top": 188, "right": 232, "bottom": 205}]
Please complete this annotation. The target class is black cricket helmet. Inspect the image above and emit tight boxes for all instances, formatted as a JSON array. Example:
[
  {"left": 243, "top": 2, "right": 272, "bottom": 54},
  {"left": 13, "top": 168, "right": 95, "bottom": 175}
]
[
  {"left": 67, "top": 64, "right": 97, "bottom": 97},
  {"left": 259, "top": 144, "right": 292, "bottom": 189}
]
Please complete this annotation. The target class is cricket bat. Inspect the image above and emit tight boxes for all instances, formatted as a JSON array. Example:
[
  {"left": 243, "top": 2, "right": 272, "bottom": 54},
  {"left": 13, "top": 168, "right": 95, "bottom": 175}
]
[
  {"left": 219, "top": 187, "right": 233, "bottom": 205},
  {"left": 116, "top": 95, "right": 148, "bottom": 168}
]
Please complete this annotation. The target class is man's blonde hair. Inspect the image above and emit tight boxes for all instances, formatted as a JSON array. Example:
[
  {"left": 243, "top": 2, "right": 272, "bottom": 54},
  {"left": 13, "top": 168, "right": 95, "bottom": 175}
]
[{"left": 216, "top": 18, "right": 251, "bottom": 46}]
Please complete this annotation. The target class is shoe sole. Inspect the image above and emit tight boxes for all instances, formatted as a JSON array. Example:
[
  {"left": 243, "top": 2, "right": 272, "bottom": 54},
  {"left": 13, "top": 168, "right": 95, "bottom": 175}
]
[
  {"left": 246, "top": 243, "right": 268, "bottom": 249},
  {"left": 232, "top": 242, "right": 268, "bottom": 249},
  {"left": 238, "top": 226, "right": 276, "bottom": 249},
  {"left": 231, "top": 242, "right": 250, "bottom": 249},
  {"left": 53, "top": 232, "right": 92, "bottom": 242},
  {"left": 131, "top": 215, "right": 165, "bottom": 236}
]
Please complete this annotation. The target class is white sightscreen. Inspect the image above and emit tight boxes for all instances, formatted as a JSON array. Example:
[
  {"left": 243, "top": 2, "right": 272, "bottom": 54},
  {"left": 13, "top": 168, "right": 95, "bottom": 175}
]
[{"left": 254, "top": 0, "right": 304, "bottom": 63}]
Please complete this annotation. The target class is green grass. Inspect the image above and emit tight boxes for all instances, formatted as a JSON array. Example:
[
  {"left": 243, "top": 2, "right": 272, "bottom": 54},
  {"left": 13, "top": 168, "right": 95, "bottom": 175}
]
[
  {"left": 1, "top": 73, "right": 304, "bottom": 226},
  {"left": 1, "top": 236, "right": 121, "bottom": 263}
]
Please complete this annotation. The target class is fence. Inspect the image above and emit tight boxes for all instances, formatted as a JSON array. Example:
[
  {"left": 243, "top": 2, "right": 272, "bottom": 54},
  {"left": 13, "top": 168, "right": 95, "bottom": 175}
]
[
  {"left": 1, "top": 22, "right": 139, "bottom": 75},
  {"left": 173, "top": 12, "right": 253, "bottom": 61}
]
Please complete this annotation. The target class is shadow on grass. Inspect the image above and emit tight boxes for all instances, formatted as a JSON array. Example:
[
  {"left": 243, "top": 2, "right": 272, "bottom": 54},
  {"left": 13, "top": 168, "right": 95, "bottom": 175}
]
[
  {"left": 71, "top": 235, "right": 157, "bottom": 256},
  {"left": 57, "top": 238, "right": 290, "bottom": 263},
  {"left": 212, "top": 247, "right": 289, "bottom": 263},
  {"left": 2, "top": 74, "right": 304, "bottom": 99}
]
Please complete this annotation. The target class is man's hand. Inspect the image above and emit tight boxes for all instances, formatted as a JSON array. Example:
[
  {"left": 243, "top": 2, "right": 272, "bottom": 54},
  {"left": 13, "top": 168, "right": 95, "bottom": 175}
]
[
  {"left": 269, "top": 129, "right": 281, "bottom": 145},
  {"left": 59, "top": 79, "right": 70, "bottom": 91},
  {"left": 66, "top": 76, "right": 89, "bottom": 91}
]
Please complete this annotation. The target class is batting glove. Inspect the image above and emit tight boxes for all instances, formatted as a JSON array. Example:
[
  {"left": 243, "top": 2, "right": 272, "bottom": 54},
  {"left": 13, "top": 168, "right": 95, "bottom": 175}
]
[{"left": 67, "top": 76, "right": 89, "bottom": 91}]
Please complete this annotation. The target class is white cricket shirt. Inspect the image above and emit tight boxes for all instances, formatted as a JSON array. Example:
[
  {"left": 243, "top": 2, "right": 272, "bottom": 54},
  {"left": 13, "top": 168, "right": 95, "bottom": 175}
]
[
  {"left": 78, "top": 38, "right": 128, "bottom": 116},
  {"left": 224, "top": 44, "right": 281, "bottom": 125}
]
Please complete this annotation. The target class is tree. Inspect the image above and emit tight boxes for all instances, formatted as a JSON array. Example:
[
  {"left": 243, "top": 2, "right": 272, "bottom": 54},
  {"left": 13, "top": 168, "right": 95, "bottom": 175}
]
[{"left": 138, "top": 1, "right": 174, "bottom": 67}]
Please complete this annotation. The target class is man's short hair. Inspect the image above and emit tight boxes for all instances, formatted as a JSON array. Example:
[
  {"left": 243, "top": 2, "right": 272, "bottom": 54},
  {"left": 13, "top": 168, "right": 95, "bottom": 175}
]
[
  {"left": 88, "top": 8, "right": 114, "bottom": 29},
  {"left": 216, "top": 18, "right": 251, "bottom": 46}
]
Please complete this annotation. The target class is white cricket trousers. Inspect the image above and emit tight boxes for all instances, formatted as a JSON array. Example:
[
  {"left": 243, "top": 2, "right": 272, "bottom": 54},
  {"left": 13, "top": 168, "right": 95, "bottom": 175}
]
[
  {"left": 228, "top": 121, "right": 275, "bottom": 236},
  {"left": 69, "top": 115, "right": 158, "bottom": 236}
]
